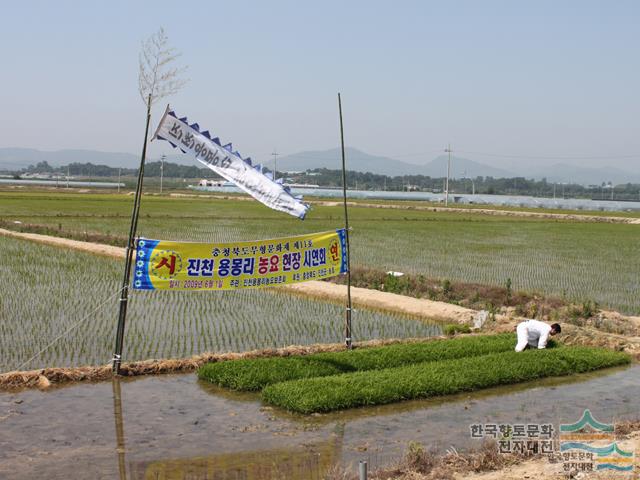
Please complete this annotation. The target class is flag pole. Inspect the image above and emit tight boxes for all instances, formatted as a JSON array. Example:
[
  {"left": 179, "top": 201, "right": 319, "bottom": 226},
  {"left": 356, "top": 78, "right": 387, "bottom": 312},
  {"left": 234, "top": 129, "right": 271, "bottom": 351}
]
[
  {"left": 112, "top": 93, "right": 152, "bottom": 374},
  {"left": 338, "top": 93, "right": 353, "bottom": 349}
]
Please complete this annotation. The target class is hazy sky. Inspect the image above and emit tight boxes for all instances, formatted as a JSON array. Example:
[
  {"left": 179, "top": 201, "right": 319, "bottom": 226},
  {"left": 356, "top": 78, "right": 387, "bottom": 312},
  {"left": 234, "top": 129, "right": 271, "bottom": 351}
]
[{"left": 1, "top": 0, "right": 638, "bottom": 171}]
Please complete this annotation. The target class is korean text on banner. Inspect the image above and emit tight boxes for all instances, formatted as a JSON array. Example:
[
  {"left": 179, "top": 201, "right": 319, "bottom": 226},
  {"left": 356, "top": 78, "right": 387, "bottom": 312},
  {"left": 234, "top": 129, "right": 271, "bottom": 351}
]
[
  {"left": 133, "top": 229, "right": 348, "bottom": 291},
  {"left": 153, "top": 106, "right": 309, "bottom": 219}
]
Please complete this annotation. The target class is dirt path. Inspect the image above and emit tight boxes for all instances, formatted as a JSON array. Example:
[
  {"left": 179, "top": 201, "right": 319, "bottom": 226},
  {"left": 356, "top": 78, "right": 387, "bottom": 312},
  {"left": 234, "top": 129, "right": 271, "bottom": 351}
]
[
  {"left": 457, "top": 458, "right": 565, "bottom": 480},
  {"left": 0, "top": 228, "right": 124, "bottom": 258},
  {"left": 0, "top": 227, "right": 477, "bottom": 323},
  {"left": 280, "top": 281, "right": 477, "bottom": 322}
]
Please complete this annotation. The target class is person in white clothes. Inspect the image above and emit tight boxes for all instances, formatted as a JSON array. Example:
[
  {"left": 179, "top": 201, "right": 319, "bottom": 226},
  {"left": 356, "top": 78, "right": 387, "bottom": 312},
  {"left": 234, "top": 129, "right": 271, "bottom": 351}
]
[{"left": 515, "top": 319, "right": 561, "bottom": 352}]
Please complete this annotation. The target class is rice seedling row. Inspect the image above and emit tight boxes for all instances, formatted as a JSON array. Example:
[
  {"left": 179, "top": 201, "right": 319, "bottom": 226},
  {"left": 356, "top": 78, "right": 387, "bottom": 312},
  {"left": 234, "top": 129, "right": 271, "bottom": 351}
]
[
  {"left": 197, "top": 333, "right": 517, "bottom": 391},
  {"left": 1, "top": 192, "right": 637, "bottom": 314},
  {"left": 261, "top": 346, "right": 631, "bottom": 413}
]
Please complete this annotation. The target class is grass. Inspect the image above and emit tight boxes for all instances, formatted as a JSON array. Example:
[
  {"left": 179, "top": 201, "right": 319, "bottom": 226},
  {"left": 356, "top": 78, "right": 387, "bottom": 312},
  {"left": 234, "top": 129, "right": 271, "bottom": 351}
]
[
  {"left": 1, "top": 191, "right": 638, "bottom": 314},
  {"left": 261, "top": 347, "right": 631, "bottom": 413},
  {"left": 0, "top": 235, "right": 439, "bottom": 372},
  {"left": 197, "top": 334, "right": 516, "bottom": 390}
]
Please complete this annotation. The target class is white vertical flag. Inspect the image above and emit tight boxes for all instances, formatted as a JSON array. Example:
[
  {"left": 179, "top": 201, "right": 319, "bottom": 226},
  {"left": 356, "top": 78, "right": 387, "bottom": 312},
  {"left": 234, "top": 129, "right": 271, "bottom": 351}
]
[{"left": 153, "top": 106, "right": 309, "bottom": 219}]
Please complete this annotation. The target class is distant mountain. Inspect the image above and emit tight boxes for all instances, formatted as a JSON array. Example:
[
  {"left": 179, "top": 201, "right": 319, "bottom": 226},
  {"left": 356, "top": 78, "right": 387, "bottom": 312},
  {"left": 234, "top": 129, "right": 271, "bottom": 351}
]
[
  {"left": 2, "top": 147, "right": 637, "bottom": 185},
  {"left": 276, "top": 147, "right": 424, "bottom": 176},
  {"left": 277, "top": 148, "right": 514, "bottom": 178},
  {"left": 524, "top": 163, "right": 640, "bottom": 185},
  {"left": 422, "top": 155, "right": 514, "bottom": 179},
  {"left": 0, "top": 148, "right": 138, "bottom": 169},
  {"left": 0, "top": 148, "right": 196, "bottom": 170}
]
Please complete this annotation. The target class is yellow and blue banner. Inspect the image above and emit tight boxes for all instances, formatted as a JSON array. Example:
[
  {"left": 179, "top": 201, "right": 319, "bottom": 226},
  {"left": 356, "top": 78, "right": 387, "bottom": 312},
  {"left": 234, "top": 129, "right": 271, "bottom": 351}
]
[{"left": 132, "top": 229, "right": 348, "bottom": 291}]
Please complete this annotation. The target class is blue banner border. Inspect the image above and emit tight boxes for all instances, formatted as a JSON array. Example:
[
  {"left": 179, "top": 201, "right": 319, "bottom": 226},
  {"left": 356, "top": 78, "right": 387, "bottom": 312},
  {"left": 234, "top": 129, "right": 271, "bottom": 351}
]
[
  {"left": 336, "top": 228, "right": 348, "bottom": 274},
  {"left": 132, "top": 238, "right": 159, "bottom": 290}
]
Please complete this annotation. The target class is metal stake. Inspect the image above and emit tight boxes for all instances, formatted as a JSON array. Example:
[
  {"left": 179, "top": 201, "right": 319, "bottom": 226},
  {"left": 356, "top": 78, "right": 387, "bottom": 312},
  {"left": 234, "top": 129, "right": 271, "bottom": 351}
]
[{"left": 359, "top": 460, "right": 368, "bottom": 480}]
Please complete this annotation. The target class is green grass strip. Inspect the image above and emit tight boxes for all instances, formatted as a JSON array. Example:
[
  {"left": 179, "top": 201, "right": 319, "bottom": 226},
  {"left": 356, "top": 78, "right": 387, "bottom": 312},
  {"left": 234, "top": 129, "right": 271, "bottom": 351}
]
[
  {"left": 261, "top": 347, "right": 630, "bottom": 414},
  {"left": 198, "top": 334, "right": 521, "bottom": 391}
]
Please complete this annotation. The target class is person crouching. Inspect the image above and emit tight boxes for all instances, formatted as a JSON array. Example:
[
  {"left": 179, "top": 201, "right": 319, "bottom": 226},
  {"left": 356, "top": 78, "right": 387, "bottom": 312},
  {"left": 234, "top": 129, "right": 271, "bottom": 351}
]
[{"left": 515, "top": 319, "right": 561, "bottom": 352}]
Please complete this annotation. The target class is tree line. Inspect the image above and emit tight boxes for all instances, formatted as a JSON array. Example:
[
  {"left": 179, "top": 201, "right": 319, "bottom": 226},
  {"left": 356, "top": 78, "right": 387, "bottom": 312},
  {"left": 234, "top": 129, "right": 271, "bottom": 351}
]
[
  {"left": 289, "top": 168, "right": 640, "bottom": 201},
  {"left": 14, "top": 162, "right": 640, "bottom": 200}
]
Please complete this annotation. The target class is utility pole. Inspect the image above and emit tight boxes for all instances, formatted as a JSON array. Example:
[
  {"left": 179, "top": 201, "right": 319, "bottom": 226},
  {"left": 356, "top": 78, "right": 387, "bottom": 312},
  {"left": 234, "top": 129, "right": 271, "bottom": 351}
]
[
  {"left": 463, "top": 170, "right": 475, "bottom": 195},
  {"left": 66, "top": 166, "right": 70, "bottom": 189},
  {"left": 160, "top": 154, "right": 166, "bottom": 194},
  {"left": 118, "top": 168, "right": 121, "bottom": 194},
  {"left": 271, "top": 149, "right": 279, "bottom": 182},
  {"left": 444, "top": 144, "right": 452, "bottom": 206}
]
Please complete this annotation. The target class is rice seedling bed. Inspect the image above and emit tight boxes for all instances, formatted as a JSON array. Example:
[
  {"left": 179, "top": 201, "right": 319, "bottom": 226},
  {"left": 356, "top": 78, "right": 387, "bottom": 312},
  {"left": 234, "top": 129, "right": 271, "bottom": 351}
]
[
  {"left": 197, "top": 333, "right": 516, "bottom": 390},
  {"left": 261, "top": 347, "right": 631, "bottom": 413},
  {"left": 1, "top": 191, "right": 638, "bottom": 314}
]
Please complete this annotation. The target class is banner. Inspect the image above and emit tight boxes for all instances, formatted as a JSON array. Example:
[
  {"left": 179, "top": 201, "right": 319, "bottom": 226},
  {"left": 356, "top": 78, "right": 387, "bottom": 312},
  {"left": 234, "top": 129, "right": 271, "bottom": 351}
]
[
  {"left": 132, "top": 230, "right": 348, "bottom": 291},
  {"left": 153, "top": 106, "right": 309, "bottom": 219}
]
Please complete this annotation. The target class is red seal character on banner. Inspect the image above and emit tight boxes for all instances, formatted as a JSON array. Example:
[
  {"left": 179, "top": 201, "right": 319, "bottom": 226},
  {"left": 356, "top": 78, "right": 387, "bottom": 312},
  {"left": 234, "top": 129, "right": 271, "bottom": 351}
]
[{"left": 151, "top": 250, "right": 183, "bottom": 279}]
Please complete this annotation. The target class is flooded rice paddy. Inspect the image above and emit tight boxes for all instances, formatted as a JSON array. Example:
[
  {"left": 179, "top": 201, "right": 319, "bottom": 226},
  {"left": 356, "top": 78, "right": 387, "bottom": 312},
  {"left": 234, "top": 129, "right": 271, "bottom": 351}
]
[
  {"left": 0, "top": 364, "right": 636, "bottom": 479},
  {"left": 0, "top": 236, "right": 440, "bottom": 372}
]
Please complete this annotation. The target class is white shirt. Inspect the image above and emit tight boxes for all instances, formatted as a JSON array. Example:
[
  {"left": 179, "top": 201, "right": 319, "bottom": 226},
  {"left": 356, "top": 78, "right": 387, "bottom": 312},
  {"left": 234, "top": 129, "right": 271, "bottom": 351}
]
[{"left": 522, "top": 319, "right": 552, "bottom": 349}]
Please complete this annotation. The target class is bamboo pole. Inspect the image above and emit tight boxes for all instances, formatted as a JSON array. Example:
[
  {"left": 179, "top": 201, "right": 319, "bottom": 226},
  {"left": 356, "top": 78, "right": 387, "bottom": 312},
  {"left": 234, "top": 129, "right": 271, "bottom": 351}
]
[
  {"left": 112, "top": 94, "right": 152, "bottom": 374},
  {"left": 338, "top": 93, "right": 353, "bottom": 349}
]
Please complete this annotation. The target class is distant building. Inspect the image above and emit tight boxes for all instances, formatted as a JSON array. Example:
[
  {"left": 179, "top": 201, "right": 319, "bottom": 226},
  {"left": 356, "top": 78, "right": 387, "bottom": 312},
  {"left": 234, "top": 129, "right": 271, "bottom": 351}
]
[{"left": 198, "top": 179, "right": 234, "bottom": 187}]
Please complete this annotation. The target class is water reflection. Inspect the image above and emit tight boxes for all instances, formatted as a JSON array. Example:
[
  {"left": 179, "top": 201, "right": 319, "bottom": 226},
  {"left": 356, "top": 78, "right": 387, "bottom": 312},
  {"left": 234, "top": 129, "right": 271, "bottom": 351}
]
[
  {"left": 109, "top": 364, "right": 635, "bottom": 479},
  {"left": 111, "top": 377, "right": 344, "bottom": 480},
  {"left": 128, "top": 442, "right": 341, "bottom": 480},
  {"left": 112, "top": 378, "right": 128, "bottom": 480}
]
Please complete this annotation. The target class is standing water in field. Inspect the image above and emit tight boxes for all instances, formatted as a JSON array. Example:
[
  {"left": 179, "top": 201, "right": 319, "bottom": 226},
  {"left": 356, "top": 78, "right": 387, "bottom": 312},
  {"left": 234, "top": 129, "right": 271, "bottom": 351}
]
[{"left": 0, "top": 364, "right": 636, "bottom": 479}]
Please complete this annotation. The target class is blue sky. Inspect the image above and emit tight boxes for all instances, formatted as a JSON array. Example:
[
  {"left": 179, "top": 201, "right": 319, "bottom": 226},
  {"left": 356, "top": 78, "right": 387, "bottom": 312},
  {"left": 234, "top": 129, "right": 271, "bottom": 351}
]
[{"left": 1, "top": 0, "right": 638, "bottom": 170}]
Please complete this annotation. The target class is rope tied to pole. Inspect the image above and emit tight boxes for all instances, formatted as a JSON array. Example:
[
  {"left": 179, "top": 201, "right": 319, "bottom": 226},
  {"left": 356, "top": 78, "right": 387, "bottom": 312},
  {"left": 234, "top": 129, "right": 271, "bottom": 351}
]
[{"left": 11, "top": 286, "right": 126, "bottom": 373}]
